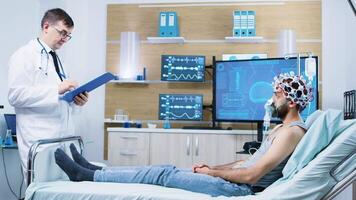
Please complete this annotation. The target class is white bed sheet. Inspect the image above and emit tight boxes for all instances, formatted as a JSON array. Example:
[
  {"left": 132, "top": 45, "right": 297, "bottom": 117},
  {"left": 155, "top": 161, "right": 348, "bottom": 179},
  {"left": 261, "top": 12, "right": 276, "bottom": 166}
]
[{"left": 25, "top": 181, "right": 252, "bottom": 200}]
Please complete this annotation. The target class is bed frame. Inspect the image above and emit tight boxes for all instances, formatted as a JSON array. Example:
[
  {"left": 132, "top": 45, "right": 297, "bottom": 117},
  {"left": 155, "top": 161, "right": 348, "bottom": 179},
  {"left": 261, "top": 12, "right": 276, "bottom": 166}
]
[
  {"left": 26, "top": 136, "right": 355, "bottom": 199},
  {"left": 323, "top": 148, "right": 356, "bottom": 200},
  {"left": 26, "top": 136, "right": 83, "bottom": 186}
]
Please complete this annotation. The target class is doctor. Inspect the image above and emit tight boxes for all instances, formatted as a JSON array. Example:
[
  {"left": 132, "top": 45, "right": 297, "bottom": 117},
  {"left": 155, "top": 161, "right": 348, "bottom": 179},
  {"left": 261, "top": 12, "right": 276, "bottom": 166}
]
[{"left": 8, "top": 8, "right": 88, "bottom": 178}]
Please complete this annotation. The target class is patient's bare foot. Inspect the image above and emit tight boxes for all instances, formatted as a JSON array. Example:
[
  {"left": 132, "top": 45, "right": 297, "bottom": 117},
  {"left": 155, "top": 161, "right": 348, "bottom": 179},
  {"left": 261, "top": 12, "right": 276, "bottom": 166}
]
[
  {"left": 55, "top": 148, "right": 94, "bottom": 182},
  {"left": 69, "top": 143, "right": 102, "bottom": 170}
]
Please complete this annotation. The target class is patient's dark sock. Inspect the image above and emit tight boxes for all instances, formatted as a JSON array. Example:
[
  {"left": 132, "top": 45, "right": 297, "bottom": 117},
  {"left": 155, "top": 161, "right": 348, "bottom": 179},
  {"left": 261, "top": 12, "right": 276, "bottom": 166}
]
[
  {"left": 55, "top": 148, "right": 95, "bottom": 182},
  {"left": 69, "top": 143, "right": 102, "bottom": 170}
]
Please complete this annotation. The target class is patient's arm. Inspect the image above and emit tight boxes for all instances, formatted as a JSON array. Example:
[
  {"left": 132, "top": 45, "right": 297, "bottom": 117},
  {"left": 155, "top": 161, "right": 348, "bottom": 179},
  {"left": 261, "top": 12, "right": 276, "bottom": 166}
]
[
  {"left": 192, "top": 160, "right": 245, "bottom": 172},
  {"left": 211, "top": 160, "right": 245, "bottom": 170},
  {"left": 196, "top": 126, "right": 304, "bottom": 184}
]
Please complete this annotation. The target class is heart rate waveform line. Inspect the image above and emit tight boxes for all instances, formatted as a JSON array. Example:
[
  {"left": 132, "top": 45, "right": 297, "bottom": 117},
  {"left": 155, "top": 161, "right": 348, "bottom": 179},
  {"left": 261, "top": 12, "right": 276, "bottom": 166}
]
[
  {"left": 160, "top": 112, "right": 201, "bottom": 120},
  {"left": 164, "top": 73, "right": 202, "bottom": 81},
  {"left": 161, "top": 55, "right": 205, "bottom": 82},
  {"left": 163, "top": 66, "right": 202, "bottom": 71},
  {"left": 160, "top": 104, "right": 201, "bottom": 109},
  {"left": 159, "top": 94, "right": 203, "bottom": 121},
  {"left": 164, "top": 56, "right": 204, "bottom": 64}
]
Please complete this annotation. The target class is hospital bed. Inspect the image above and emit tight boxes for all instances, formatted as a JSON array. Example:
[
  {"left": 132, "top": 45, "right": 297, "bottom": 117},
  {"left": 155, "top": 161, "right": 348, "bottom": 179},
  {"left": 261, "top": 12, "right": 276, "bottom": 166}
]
[{"left": 24, "top": 110, "right": 356, "bottom": 200}]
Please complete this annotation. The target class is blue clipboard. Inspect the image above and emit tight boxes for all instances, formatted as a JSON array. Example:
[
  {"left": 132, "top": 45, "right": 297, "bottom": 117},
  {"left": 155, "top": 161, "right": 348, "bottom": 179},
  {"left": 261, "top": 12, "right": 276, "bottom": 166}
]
[{"left": 61, "top": 72, "right": 116, "bottom": 103}]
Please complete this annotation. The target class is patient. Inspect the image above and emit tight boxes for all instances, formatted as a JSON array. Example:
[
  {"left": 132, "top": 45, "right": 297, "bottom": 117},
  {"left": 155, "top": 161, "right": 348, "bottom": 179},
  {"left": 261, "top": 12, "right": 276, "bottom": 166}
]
[{"left": 55, "top": 72, "right": 313, "bottom": 197}]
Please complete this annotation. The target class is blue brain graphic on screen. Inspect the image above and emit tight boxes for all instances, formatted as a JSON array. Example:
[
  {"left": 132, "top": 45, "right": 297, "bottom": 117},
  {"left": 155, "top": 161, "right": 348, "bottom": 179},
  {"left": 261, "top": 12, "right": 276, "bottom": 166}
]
[{"left": 215, "top": 57, "right": 318, "bottom": 121}]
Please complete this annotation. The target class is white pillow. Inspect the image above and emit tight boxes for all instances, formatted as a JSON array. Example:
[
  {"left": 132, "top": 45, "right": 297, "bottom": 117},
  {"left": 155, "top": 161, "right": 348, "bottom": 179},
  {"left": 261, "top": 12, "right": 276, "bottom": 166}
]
[{"left": 304, "top": 109, "right": 323, "bottom": 129}]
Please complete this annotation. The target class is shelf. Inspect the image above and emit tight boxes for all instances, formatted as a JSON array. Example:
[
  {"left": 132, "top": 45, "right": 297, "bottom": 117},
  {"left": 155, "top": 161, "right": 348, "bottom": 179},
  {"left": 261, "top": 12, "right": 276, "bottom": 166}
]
[
  {"left": 146, "top": 37, "right": 185, "bottom": 44},
  {"left": 225, "top": 36, "right": 264, "bottom": 43},
  {"left": 105, "top": 119, "right": 211, "bottom": 124},
  {"left": 110, "top": 80, "right": 150, "bottom": 84},
  {"left": 110, "top": 80, "right": 212, "bottom": 84},
  {"left": 107, "top": 38, "right": 321, "bottom": 45},
  {"left": 139, "top": 2, "right": 285, "bottom": 8}
]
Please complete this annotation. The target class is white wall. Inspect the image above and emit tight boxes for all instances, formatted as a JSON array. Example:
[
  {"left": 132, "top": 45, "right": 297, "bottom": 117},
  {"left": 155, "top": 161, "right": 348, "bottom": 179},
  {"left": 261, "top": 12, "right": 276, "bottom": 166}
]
[
  {"left": 0, "top": 1, "right": 40, "bottom": 199},
  {"left": 62, "top": 0, "right": 107, "bottom": 163},
  {"left": 322, "top": 0, "right": 356, "bottom": 109},
  {"left": 322, "top": 0, "right": 356, "bottom": 199},
  {"left": 0, "top": 1, "right": 40, "bottom": 121}
]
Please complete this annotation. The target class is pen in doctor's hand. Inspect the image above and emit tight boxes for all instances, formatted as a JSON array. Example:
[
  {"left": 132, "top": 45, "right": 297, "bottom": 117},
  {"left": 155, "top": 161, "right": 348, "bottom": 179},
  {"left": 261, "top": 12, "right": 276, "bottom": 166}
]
[{"left": 58, "top": 80, "right": 78, "bottom": 94}]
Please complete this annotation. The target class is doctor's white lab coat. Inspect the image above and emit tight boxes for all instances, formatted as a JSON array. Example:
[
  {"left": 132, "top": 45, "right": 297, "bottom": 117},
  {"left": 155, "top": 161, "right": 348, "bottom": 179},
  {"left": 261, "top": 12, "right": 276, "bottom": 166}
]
[{"left": 7, "top": 39, "right": 77, "bottom": 175}]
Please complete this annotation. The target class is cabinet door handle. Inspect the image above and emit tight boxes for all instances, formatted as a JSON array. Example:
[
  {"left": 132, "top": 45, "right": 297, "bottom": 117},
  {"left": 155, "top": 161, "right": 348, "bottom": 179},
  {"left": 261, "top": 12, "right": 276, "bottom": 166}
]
[
  {"left": 195, "top": 137, "right": 199, "bottom": 156},
  {"left": 186, "top": 136, "right": 191, "bottom": 156},
  {"left": 120, "top": 136, "right": 139, "bottom": 139},
  {"left": 120, "top": 151, "right": 137, "bottom": 156}
]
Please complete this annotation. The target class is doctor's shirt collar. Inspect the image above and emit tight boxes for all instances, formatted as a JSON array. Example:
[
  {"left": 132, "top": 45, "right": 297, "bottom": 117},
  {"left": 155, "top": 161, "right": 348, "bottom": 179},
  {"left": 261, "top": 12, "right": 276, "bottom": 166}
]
[{"left": 37, "top": 38, "right": 54, "bottom": 54}]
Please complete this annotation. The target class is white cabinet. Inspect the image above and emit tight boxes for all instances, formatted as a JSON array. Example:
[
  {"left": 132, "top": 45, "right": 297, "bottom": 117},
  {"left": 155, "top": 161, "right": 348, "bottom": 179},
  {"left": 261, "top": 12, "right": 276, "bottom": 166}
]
[
  {"left": 193, "top": 134, "right": 238, "bottom": 166},
  {"left": 108, "top": 131, "right": 149, "bottom": 166},
  {"left": 150, "top": 133, "right": 192, "bottom": 168},
  {"left": 149, "top": 133, "right": 238, "bottom": 168},
  {"left": 107, "top": 128, "right": 254, "bottom": 167}
]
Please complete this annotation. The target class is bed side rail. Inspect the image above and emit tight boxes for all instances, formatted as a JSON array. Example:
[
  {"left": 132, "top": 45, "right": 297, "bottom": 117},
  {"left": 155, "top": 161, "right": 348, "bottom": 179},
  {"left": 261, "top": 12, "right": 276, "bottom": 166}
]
[
  {"left": 322, "top": 148, "right": 356, "bottom": 200},
  {"left": 322, "top": 170, "right": 356, "bottom": 200},
  {"left": 27, "top": 136, "right": 83, "bottom": 186}
]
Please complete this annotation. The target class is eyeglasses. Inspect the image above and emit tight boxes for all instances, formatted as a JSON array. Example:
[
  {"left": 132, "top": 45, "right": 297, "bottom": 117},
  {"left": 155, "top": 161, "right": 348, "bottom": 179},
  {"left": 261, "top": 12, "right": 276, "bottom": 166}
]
[{"left": 53, "top": 26, "right": 72, "bottom": 41}]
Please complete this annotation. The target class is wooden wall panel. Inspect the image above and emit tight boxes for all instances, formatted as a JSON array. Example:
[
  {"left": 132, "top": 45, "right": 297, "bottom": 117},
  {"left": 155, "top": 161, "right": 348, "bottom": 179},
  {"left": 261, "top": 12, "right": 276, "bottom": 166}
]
[
  {"left": 105, "top": 2, "right": 322, "bottom": 124},
  {"left": 107, "top": 2, "right": 321, "bottom": 40}
]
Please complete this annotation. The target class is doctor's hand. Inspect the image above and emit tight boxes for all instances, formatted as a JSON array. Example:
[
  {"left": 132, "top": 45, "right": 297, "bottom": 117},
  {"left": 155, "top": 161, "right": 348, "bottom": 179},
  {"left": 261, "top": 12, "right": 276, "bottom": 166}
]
[
  {"left": 74, "top": 92, "right": 89, "bottom": 106},
  {"left": 58, "top": 80, "right": 78, "bottom": 94},
  {"left": 192, "top": 163, "right": 210, "bottom": 173}
]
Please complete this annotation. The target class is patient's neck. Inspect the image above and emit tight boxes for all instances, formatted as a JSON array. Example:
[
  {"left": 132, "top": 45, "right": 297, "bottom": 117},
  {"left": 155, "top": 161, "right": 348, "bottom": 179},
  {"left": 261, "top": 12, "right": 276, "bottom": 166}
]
[{"left": 282, "top": 110, "right": 302, "bottom": 125}]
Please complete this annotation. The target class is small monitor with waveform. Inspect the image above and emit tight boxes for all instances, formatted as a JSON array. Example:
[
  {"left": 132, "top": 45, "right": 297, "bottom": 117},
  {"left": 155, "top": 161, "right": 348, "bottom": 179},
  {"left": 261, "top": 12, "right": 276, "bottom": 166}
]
[
  {"left": 161, "top": 55, "right": 205, "bottom": 82},
  {"left": 159, "top": 94, "right": 203, "bottom": 121}
]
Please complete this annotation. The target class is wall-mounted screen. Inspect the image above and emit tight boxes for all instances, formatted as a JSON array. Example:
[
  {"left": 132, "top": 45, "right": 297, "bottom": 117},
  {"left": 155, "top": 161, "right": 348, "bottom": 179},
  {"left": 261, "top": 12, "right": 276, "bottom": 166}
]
[
  {"left": 161, "top": 55, "right": 205, "bottom": 82},
  {"left": 159, "top": 94, "right": 203, "bottom": 121},
  {"left": 214, "top": 57, "right": 319, "bottom": 122}
]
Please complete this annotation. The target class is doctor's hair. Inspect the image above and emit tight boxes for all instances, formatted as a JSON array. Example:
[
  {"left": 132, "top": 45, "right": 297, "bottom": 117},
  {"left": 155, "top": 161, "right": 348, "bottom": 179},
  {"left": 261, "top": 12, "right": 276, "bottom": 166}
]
[{"left": 41, "top": 8, "right": 74, "bottom": 28}]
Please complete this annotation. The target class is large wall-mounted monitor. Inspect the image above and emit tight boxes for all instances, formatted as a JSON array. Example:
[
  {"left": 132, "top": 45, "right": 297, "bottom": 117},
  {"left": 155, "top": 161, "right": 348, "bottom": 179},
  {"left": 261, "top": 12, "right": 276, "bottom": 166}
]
[
  {"left": 161, "top": 55, "right": 205, "bottom": 82},
  {"left": 159, "top": 94, "right": 203, "bottom": 121},
  {"left": 214, "top": 57, "right": 319, "bottom": 122},
  {"left": 222, "top": 53, "right": 267, "bottom": 61}
]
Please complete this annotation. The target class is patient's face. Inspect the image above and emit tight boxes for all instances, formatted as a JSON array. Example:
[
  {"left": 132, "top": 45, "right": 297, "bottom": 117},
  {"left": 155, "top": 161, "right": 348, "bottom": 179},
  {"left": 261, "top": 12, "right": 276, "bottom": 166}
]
[
  {"left": 272, "top": 86, "right": 284, "bottom": 105},
  {"left": 272, "top": 88, "right": 290, "bottom": 120},
  {"left": 275, "top": 99, "right": 289, "bottom": 120}
]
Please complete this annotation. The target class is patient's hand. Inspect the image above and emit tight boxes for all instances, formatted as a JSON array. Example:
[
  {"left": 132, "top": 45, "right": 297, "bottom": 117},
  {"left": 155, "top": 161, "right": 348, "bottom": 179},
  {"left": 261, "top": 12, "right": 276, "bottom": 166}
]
[
  {"left": 192, "top": 163, "right": 210, "bottom": 173},
  {"left": 194, "top": 166, "right": 211, "bottom": 175}
]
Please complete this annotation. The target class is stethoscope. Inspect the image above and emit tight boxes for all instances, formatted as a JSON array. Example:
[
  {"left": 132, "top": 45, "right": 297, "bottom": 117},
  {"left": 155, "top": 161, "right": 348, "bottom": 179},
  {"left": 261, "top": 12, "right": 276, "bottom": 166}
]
[{"left": 37, "top": 38, "right": 66, "bottom": 80}]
